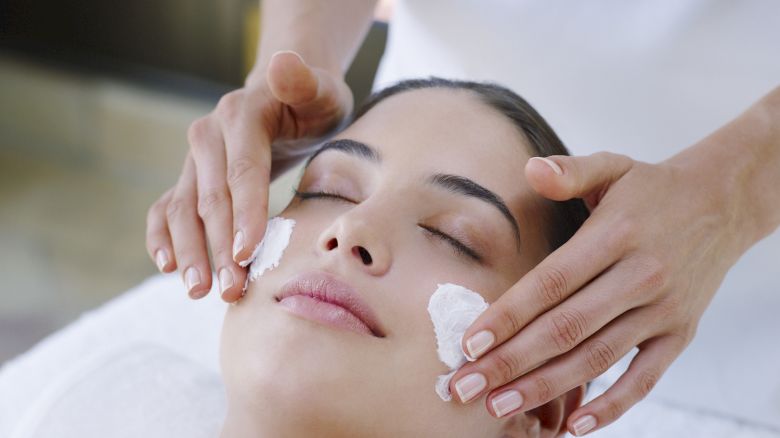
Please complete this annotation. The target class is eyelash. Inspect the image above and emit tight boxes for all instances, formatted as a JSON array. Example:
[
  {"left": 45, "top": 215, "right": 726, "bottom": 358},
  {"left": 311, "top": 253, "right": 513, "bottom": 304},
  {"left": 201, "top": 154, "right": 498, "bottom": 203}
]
[{"left": 292, "top": 189, "right": 483, "bottom": 263}]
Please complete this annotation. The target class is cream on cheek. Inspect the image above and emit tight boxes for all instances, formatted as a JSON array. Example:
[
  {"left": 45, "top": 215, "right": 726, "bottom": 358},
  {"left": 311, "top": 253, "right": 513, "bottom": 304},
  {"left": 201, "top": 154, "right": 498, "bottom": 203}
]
[
  {"left": 427, "top": 283, "right": 490, "bottom": 401},
  {"left": 239, "top": 216, "right": 296, "bottom": 283}
]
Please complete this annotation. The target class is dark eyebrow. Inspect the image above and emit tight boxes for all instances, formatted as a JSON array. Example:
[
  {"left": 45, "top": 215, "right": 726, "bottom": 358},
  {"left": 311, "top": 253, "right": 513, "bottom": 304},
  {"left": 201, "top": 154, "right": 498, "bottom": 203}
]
[
  {"left": 428, "top": 173, "right": 522, "bottom": 251},
  {"left": 304, "top": 138, "right": 381, "bottom": 168},
  {"left": 303, "top": 138, "right": 521, "bottom": 250}
]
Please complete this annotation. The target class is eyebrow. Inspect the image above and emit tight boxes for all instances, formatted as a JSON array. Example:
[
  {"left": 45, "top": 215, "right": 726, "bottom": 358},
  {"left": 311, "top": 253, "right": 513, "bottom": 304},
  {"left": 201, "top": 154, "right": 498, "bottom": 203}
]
[
  {"left": 305, "top": 138, "right": 381, "bottom": 168},
  {"left": 306, "top": 138, "right": 522, "bottom": 250}
]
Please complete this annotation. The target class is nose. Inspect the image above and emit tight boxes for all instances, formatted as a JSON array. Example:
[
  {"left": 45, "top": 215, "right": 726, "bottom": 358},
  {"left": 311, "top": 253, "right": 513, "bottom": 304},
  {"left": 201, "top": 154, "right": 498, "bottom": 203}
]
[{"left": 318, "top": 217, "right": 391, "bottom": 276}]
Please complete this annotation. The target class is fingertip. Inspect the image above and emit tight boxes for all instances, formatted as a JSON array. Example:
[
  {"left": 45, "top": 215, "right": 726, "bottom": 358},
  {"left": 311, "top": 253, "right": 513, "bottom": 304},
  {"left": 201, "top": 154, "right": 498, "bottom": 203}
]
[
  {"left": 184, "top": 266, "right": 212, "bottom": 299},
  {"left": 526, "top": 156, "right": 572, "bottom": 201},
  {"left": 267, "top": 52, "right": 318, "bottom": 106}
]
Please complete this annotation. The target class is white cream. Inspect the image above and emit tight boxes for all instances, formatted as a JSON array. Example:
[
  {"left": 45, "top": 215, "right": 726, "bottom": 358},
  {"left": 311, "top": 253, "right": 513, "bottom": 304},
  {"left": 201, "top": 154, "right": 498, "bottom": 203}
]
[
  {"left": 427, "top": 283, "right": 490, "bottom": 401},
  {"left": 239, "top": 216, "right": 296, "bottom": 282}
]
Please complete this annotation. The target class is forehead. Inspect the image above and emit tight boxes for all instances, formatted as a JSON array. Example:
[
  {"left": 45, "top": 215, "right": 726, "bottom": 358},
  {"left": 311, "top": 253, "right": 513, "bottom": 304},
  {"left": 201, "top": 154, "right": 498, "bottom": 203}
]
[{"left": 334, "top": 87, "right": 533, "bottom": 212}]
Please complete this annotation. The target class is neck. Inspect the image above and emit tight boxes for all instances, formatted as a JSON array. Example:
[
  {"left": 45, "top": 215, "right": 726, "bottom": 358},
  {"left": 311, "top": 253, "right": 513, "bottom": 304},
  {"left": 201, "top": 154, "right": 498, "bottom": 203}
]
[{"left": 220, "top": 398, "right": 341, "bottom": 438}]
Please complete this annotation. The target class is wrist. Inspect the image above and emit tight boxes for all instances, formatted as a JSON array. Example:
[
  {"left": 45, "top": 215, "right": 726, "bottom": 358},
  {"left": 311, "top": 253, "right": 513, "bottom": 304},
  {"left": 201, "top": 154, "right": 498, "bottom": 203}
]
[{"left": 669, "top": 86, "right": 780, "bottom": 255}]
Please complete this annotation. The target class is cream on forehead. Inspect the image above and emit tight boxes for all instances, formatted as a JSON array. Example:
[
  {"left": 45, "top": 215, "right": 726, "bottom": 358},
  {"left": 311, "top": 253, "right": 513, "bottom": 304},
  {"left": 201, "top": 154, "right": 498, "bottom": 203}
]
[
  {"left": 239, "top": 216, "right": 296, "bottom": 282},
  {"left": 427, "top": 283, "right": 489, "bottom": 401}
]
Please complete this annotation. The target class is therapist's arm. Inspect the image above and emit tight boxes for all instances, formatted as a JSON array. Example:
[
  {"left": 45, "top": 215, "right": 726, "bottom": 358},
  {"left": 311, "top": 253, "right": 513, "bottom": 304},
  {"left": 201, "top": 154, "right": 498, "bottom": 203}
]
[
  {"left": 145, "top": 0, "right": 378, "bottom": 301},
  {"left": 450, "top": 84, "right": 780, "bottom": 436}
]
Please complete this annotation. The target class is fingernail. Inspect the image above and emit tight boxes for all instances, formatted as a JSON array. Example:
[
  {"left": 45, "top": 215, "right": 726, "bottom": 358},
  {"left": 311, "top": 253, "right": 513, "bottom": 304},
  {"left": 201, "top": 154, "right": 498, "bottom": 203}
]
[
  {"left": 491, "top": 390, "right": 524, "bottom": 417},
  {"left": 219, "top": 268, "right": 234, "bottom": 296},
  {"left": 572, "top": 415, "right": 597, "bottom": 436},
  {"left": 272, "top": 50, "right": 305, "bottom": 65},
  {"left": 155, "top": 249, "right": 169, "bottom": 272},
  {"left": 454, "top": 373, "right": 487, "bottom": 403},
  {"left": 531, "top": 156, "right": 563, "bottom": 175},
  {"left": 464, "top": 330, "right": 495, "bottom": 360},
  {"left": 185, "top": 267, "right": 201, "bottom": 296},
  {"left": 232, "top": 230, "right": 245, "bottom": 260}
]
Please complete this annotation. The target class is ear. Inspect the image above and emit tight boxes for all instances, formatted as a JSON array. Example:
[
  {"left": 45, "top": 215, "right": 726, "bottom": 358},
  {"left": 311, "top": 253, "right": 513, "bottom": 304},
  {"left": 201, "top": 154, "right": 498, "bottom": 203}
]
[{"left": 496, "top": 385, "right": 586, "bottom": 438}]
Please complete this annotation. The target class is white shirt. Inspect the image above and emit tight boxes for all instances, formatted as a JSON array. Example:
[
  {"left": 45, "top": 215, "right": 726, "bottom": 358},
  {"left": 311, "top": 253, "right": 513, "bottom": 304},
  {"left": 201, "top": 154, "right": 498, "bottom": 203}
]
[{"left": 373, "top": 0, "right": 780, "bottom": 430}]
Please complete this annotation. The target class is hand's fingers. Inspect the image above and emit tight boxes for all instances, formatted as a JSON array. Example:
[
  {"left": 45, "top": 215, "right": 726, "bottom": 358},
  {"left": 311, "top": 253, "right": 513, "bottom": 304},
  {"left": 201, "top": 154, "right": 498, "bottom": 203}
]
[
  {"left": 483, "top": 306, "right": 655, "bottom": 418},
  {"left": 266, "top": 50, "right": 353, "bottom": 121},
  {"left": 189, "top": 116, "right": 248, "bottom": 302},
  {"left": 461, "top": 212, "right": 631, "bottom": 362},
  {"left": 218, "top": 94, "right": 272, "bottom": 266},
  {"left": 566, "top": 334, "right": 685, "bottom": 436},
  {"left": 146, "top": 188, "right": 176, "bottom": 273},
  {"left": 452, "top": 255, "right": 660, "bottom": 403},
  {"left": 167, "top": 154, "right": 212, "bottom": 298},
  {"left": 454, "top": 257, "right": 658, "bottom": 401},
  {"left": 525, "top": 152, "right": 634, "bottom": 205}
]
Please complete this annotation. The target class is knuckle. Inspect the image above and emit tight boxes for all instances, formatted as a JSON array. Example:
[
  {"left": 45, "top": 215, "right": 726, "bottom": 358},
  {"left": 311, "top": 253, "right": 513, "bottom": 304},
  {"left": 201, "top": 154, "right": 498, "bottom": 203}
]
[
  {"left": 585, "top": 340, "right": 617, "bottom": 377},
  {"left": 634, "top": 369, "right": 660, "bottom": 399},
  {"left": 671, "top": 322, "right": 697, "bottom": 349},
  {"left": 187, "top": 117, "right": 211, "bottom": 146},
  {"left": 606, "top": 214, "right": 636, "bottom": 251},
  {"left": 603, "top": 397, "right": 625, "bottom": 421},
  {"left": 532, "top": 376, "right": 554, "bottom": 403},
  {"left": 490, "top": 350, "right": 525, "bottom": 383},
  {"left": 548, "top": 309, "right": 587, "bottom": 353},
  {"left": 197, "top": 189, "right": 230, "bottom": 220},
  {"left": 636, "top": 256, "right": 668, "bottom": 294},
  {"left": 533, "top": 266, "right": 569, "bottom": 308},
  {"left": 227, "top": 156, "right": 260, "bottom": 187},
  {"left": 165, "top": 197, "right": 191, "bottom": 221},
  {"left": 497, "top": 305, "right": 525, "bottom": 336},
  {"left": 216, "top": 91, "right": 243, "bottom": 119}
]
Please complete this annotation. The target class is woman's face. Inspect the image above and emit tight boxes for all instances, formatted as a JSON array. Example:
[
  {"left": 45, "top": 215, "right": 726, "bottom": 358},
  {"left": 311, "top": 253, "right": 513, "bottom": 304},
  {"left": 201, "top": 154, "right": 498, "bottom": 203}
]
[{"left": 221, "top": 88, "right": 554, "bottom": 437}]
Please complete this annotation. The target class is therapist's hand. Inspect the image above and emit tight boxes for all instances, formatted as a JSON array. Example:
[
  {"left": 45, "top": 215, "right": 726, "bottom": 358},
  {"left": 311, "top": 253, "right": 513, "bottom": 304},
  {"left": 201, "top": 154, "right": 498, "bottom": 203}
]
[
  {"left": 449, "top": 150, "right": 750, "bottom": 434},
  {"left": 145, "top": 50, "right": 352, "bottom": 301}
]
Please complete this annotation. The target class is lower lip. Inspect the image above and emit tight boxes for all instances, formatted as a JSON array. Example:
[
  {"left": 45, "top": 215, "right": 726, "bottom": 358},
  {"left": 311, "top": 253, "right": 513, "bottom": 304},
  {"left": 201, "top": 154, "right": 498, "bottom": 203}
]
[{"left": 278, "top": 294, "right": 374, "bottom": 336}]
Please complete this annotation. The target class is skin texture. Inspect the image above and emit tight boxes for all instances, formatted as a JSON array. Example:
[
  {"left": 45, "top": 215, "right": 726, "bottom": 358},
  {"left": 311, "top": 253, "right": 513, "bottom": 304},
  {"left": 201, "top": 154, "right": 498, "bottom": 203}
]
[
  {"left": 452, "top": 86, "right": 780, "bottom": 435},
  {"left": 146, "top": 43, "right": 780, "bottom": 433},
  {"left": 219, "top": 87, "right": 584, "bottom": 438},
  {"left": 145, "top": 51, "right": 354, "bottom": 301}
]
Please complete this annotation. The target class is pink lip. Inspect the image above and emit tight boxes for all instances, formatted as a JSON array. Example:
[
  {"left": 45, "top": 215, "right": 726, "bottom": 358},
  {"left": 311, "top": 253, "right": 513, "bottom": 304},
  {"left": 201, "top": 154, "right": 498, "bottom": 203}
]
[{"left": 275, "top": 271, "right": 386, "bottom": 338}]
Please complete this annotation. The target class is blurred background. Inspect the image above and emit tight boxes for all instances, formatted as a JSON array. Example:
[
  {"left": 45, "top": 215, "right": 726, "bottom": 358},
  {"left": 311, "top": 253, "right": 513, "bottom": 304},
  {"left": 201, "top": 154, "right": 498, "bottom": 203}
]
[{"left": 0, "top": 0, "right": 393, "bottom": 363}]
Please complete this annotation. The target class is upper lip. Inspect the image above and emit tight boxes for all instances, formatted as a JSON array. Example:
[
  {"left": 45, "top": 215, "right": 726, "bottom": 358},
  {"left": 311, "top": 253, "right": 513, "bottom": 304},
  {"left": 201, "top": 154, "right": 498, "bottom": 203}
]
[{"left": 275, "top": 271, "right": 386, "bottom": 338}]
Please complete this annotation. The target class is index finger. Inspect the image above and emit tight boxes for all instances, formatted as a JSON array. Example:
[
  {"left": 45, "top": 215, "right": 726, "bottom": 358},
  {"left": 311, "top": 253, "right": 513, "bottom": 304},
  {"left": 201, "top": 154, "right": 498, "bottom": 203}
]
[
  {"left": 461, "top": 215, "right": 629, "bottom": 360},
  {"left": 220, "top": 101, "right": 273, "bottom": 266}
]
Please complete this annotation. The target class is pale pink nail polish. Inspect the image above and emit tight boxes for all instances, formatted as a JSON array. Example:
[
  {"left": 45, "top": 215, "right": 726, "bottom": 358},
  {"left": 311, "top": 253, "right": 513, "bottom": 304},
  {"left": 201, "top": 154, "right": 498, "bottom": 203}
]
[
  {"left": 232, "top": 230, "right": 245, "bottom": 260},
  {"left": 572, "top": 415, "right": 597, "bottom": 436},
  {"left": 155, "top": 249, "right": 169, "bottom": 272},
  {"left": 464, "top": 330, "right": 495, "bottom": 360},
  {"left": 491, "top": 390, "right": 524, "bottom": 417},
  {"left": 531, "top": 156, "right": 563, "bottom": 175},
  {"left": 454, "top": 373, "right": 487, "bottom": 403},
  {"left": 185, "top": 267, "right": 201, "bottom": 296}
]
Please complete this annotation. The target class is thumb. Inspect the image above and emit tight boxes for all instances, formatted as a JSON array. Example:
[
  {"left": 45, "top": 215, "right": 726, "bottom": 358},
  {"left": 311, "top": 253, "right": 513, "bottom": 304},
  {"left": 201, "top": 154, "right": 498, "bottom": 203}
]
[
  {"left": 265, "top": 50, "right": 352, "bottom": 114},
  {"left": 525, "top": 152, "right": 634, "bottom": 203}
]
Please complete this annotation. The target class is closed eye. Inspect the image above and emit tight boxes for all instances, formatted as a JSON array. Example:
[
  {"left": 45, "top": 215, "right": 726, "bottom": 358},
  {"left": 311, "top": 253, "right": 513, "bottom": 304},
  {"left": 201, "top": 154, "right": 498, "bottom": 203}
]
[
  {"left": 293, "top": 188, "right": 482, "bottom": 263},
  {"left": 419, "top": 224, "right": 482, "bottom": 263},
  {"left": 293, "top": 188, "right": 357, "bottom": 204}
]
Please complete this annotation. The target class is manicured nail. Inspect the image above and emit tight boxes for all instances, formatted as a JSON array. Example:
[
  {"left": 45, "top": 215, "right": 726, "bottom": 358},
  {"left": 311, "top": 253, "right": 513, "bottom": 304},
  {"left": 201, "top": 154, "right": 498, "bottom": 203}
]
[
  {"left": 464, "top": 330, "right": 495, "bottom": 360},
  {"left": 219, "top": 268, "right": 234, "bottom": 296},
  {"left": 531, "top": 156, "right": 563, "bottom": 175},
  {"left": 491, "top": 390, "right": 524, "bottom": 417},
  {"left": 454, "top": 373, "right": 487, "bottom": 403},
  {"left": 232, "top": 230, "right": 245, "bottom": 260},
  {"left": 272, "top": 50, "right": 305, "bottom": 65},
  {"left": 155, "top": 249, "right": 169, "bottom": 272},
  {"left": 572, "top": 415, "right": 597, "bottom": 436},
  {"left": 185, "top": 267, "right": 201, "bottom": 296}
]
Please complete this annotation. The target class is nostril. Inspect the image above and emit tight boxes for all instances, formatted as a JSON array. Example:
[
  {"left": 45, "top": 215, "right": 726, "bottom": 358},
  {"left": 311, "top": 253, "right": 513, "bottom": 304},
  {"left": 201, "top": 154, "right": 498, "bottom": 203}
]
[
  {"left": 354, "top": 246, "right": 373, "bottom": 265},
  {"left": 326, "top": 238, "right": 338, "bottom": 251}
]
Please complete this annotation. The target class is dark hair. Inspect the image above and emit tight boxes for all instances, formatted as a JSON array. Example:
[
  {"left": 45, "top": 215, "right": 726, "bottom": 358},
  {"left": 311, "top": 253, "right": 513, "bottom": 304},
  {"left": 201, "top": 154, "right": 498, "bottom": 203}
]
[{"left": 348, "top": 76, "right": 589, "bottom": 252}]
